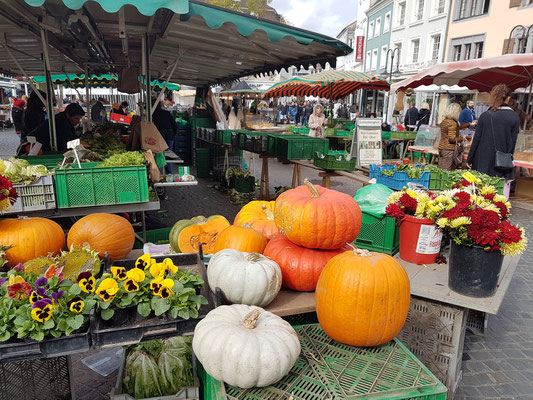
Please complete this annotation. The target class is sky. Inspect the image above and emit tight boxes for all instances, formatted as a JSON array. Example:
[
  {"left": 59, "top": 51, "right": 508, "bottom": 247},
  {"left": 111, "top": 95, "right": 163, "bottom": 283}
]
[{"left": 271, "top": 0, "right": 358, "bottom": 38}]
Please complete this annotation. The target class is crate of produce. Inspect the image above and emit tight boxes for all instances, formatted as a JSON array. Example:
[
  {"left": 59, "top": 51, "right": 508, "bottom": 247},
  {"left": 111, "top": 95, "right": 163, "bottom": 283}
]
[
  {"left": 216, "top": 130, "right": 233, "bottom": 145},
  {"left": 369, "top": 164, "right": 430, "bottom": 190},
  {"left": 291, "top": 127, "right": 310, "bottom": 134},
  {"left": 8, "top": 175, "right": 56, "bottom": 214},
  {"left": 441, "top": 170, "right": 505, "bottom": 194},
  {"left": 275, "top": 136, "right": 329, "bottom": 160},
  {"left": 391, "top": 131, "right": 417, "bottom": 140},
  {"left": 243, "top": 132, "right": 268, "bottom": 153},
  {"left": 91, "top": 253, "right": 215, "bottom": 348},
  {"left": 133, "top": 227, "right": 173, "bottom": 249},
  {"left": 19, "top": 153, "right": 64, "bottom": 170},
  {"left": 313, "top": 152, "right": 356, "bottom": 171},
  {"left": 426, "top": 168, "right": 445, "bottom": 191},
  {"left": 110, "top": 113, "right": 133, "bottom": 125},
  {"left": 382, "top": 131, "right": 392, "bottom": 140},
  {"left": 54, "top": 165, "right": 149, "bottom": 208},
  {"left": 110, "top": 344, "right": 200, "bottom": 400},
  {"left": 354, "top": 212, "right": 399, "bottom": 255},
  {"left": 200, "top": 323, "right": 447, "bottom": 400}
]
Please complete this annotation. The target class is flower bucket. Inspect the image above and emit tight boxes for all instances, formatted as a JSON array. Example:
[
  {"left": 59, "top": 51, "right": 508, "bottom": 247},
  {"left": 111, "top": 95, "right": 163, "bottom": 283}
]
[
  {"left": 449, "top": 242, "right": 504, "bottom": 297},
  {"left": 399, "top": 215, "right": 442, "bottom": 264}
]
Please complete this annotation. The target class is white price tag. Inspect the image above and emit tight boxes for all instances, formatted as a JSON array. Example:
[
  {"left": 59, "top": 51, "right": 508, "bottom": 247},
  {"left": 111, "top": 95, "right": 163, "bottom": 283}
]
[
  {"left": 67, "top": 139, "right": 81, "bottom": 149},
  {"left": 416, "top": 225, "right": 443, "bottom": 255}
]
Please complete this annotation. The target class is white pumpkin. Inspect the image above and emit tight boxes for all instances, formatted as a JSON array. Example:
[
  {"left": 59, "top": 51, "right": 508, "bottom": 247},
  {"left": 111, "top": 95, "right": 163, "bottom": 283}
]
[
  {"left": 207, "top": 249, "right": 282, "bottom": 307},
  {"left": 193, "top": 305, "right": 301, "bottom": 388}
]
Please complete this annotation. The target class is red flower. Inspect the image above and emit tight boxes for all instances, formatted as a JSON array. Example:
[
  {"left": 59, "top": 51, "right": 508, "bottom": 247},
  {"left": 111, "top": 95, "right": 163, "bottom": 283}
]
[
  {"left": 7, "top": 282, "right": 32, "bottom": 299},
  {"left": 494, "top": 201, "right": 508, "bottom": 219},
  {"left": 468, "top": 208, "right": 500, "bottom": 230},
  {"left": 399, "top": 193, "right": 417, "bottom": 212},
  {"left": 499, "top": 221, "right": 522, "bottom": 244},
  {"left": 468, "top": 226, "right": 500, "bottom": 248},
  {"left": 386, "top": 203, "right": 405, "bottom": 220},
  {"left": 483, "top": 193, "right": 496, "bottom": 202},
  {"left": 442, "top": 206, "right": 462, "bottom": 220},
  {"left": 454, "top": 191, "right": 471, "bottom": 204},
  {"left": 0, "top": 175, "right": 17, "bottom": 205}
]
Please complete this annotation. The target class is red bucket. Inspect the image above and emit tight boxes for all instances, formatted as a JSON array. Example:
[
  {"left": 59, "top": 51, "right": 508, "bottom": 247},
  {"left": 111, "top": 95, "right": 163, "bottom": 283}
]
[{"left": 399, "top": 215, "right": 442, "bottom": 265}]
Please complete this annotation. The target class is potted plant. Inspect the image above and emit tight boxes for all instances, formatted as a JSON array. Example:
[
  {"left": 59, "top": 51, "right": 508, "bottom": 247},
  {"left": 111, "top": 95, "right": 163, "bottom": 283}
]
[
  {"left": 227, "top": 168, "right": 256, "bottom": 194},
  {"left": 429, "top": 179, "right": 526, "bottom": 297}
]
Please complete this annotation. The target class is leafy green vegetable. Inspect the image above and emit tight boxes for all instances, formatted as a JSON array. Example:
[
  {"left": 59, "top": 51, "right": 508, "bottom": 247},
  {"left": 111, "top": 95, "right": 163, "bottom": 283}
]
[
  {"left": 380, "top": 163, "right": 423, "bottom": 179},
  {"left": 124, "top": 351, "right": 162, "bottom": 399},
  {"left": 98, "top": 152, "right": 146, "bottom": 167},
  {"left": 1, "top": 158, "right": 50, "bottom": 185}
]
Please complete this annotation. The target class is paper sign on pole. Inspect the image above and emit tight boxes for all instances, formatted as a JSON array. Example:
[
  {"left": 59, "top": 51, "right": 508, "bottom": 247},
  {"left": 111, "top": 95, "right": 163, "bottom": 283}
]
[
  {"left": 27, "top": 136, "right": 42, "bottom": 156},
  {"left": 350, "top": 118, "right": 382, "bottom": 167}
]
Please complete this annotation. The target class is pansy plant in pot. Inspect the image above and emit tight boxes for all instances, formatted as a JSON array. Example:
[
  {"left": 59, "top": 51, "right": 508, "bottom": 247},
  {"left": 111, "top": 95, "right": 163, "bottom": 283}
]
[
  {"left": 93, "top": 254, "right": 208, "bottom": 322},
  {"left": 0, "top": 264, "right": 96, "bottom": 342}
]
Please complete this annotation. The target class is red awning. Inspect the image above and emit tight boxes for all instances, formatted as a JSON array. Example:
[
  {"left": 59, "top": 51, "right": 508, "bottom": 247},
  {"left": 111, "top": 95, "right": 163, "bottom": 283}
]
[{"left": 392, "top": 54, "right": 533, "bottom": 93}]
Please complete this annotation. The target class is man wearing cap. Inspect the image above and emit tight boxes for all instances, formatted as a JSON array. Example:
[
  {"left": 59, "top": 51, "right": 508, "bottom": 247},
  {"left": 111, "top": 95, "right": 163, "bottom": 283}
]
[{"left": 91, "top": 97, "right": 107, "bottom": 123}]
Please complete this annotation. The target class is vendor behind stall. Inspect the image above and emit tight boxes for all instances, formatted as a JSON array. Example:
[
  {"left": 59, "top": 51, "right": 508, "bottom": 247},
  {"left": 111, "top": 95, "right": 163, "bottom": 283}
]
[{"left": 34, "top": 103, "right": 85, "bottom": 152}]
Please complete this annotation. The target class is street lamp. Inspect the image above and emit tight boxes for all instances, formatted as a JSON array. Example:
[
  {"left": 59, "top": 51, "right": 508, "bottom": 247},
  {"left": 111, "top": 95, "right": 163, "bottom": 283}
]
[
  {"left": 380, "top": 48, "right": 401, "bottom": 122},
  {"left": 506, "top": 25, "right": 533, "bottom": 54}
]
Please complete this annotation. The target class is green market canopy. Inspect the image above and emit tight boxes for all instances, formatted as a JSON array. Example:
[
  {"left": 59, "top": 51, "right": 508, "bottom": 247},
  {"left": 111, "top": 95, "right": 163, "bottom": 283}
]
[
  {"left": 220, "top": 81, "right": 261, "bottom": 96},
  {"left": 23, "top": 0, "right": 190, "bottom": 15},
  {"left": 263, "top": 70, "right": 390, "bottom": 100},
  {"left": 32, "top": 74, "right": 181, "bottom": 90}
]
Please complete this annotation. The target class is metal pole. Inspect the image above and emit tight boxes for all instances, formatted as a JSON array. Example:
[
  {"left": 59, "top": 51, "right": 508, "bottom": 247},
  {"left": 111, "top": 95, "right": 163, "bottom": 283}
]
[
  {"left": 524, "top": 83, "right": 532, "bottom": 130},
  {"left": 40, "top": 29, "right": 57, "bottom": 151},
  {"left": 62, "top": 71, "right": 83, "bottom": 100},
  {"left": 143, "top": 35, "right": 152, "bottom": 122},
  {"left": 141, "top": 35, "right": 147, "bottom": 120},
  {"left": 151, "top": 54, "right": 182, "bottom": 115},
  {"left": 85, "top": 67, "right": 92, "bottom": 124}
]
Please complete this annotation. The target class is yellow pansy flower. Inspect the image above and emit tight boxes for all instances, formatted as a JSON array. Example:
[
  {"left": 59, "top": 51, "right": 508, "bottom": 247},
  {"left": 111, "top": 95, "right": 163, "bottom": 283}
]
[
  {"left": 111, "top": 266, "right": 127, "bottom": 281},
  {"left": 126, "top": 268, "right": 145, "bottom": 283},
  {"left": 96, "top": 278, "right": 119, "bottom": 301}
]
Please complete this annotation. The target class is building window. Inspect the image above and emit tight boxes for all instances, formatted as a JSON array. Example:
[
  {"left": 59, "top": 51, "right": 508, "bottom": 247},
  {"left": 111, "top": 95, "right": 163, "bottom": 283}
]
[
  {"left": 380, "top": 46, "right": 388, "bottom": 68},
  {"left": 416, "top": 0, "right": 425, "bottom": 20},
  {"left": 411, "top": 39, "right": 420, "bottom": 63},
  {"left": 368, "top": 21, "right": 374, "bottom": 39},
  {"left": 394, "top": 42, "right": 402, "bottom": 61},
  {"left": 475, "top": 42, "right": 484, "bottom": 58},
  {"left": 371, "top": 49, "right": 378, "bottom": 70},
  {"left": 464, "top": 43, "right": 472, "bottom": 59},
  {"left": 453, "top": 45, "right": 462, "bottom": 61},
  {"left": 431, "top": 34, "right": 441, "bottom": 62},
  {"left": 398, "top": 2, "right": 406, "bottom": 25},
  {"left": 384, "top": 12, "right": 391, "bottom": 32},
  {"left": 456, "top": 0, "right": 490, "bottom": 20},
  {"left": 522, "top": 0, "right": 533, "bottom": 6},
  {"left": 365, "top": 50, "right": 371, "bottom": 70},
  {"left": 449, "top": 35, "right": 486, "bottom": 61},
  {"left": 437, "top": 0, "right": 446, "bottom": 14},
  {"left": 375, "top": 17, "right": 381, "bottom": 37}
]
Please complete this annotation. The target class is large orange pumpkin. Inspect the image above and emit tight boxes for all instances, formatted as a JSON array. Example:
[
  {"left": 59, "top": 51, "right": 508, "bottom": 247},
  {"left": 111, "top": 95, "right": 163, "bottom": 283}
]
[
  {"left": 67, "top": 213, "right": 135, "bottom": 261},
  {"left": 0, "top": 217, "right": 65, "bottom": 268},
  {"left": 263, "top": 235, "right": 350, "bottom": 291},
  {"left": 315, "top": 248, "right": 411, "bottom": 347},
  {"left": 274, "top": 179, "right": 362, "bottom": 250},
  {"left": 234, "top": 201, "right": 279, "bottom": 240},
  {"left": 214, "top": 225, "right": 267, "bottom": 254},
  {"left": 169, "top": 215, "right": 230, "bottom": 254}
]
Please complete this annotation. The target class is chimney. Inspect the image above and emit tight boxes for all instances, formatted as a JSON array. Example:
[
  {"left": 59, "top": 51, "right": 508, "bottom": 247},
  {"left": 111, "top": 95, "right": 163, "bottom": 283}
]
[{"left": 240, "top": 0, "right": 248, "bottom": 13}]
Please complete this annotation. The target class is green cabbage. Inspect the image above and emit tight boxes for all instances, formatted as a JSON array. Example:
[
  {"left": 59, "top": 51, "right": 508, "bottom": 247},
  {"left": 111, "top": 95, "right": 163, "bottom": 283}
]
[
  {"left": 3, "top": 158, "right": 50, "bottom": 185},
  {"left": 124, "top": 351, "right": 162, "bottom": 399}
]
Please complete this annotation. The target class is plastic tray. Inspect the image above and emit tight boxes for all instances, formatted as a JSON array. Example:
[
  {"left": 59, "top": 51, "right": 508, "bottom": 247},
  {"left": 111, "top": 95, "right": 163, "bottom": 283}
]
[
  {"left": 355, "top": 212, "right": 399, "bottom": 255},
  {"left": 0, "top": 323, "right": 90, "bottom": 363},
  {"left": 110, "top": 346, "right": 200, "bottom": 400},
  {"left": 7, "top": 175, "right": 56, "bottom": 214},
  {"left": 91, "top": 253, "right": 215, "bottom": 348},
  {"left": 243, "top": 133, "right": 268, "bottom": 153},
  {"left": 134, "top": 227, "right": 173, "bottom": 249},
  {"left": 200, "top": 324, "right": 447, "bottom": 400},
  {"left": 369, "top": 164, "right": 430, "bottom": 190},
  {"left": 54, "top": 164, "right": 149, "bottom": 208},
  {"left": 313, "top": 152, "right": 356, "bottom": 171}
]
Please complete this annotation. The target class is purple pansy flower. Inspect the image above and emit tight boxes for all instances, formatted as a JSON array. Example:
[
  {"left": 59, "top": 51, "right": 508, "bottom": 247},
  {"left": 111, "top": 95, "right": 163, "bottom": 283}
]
[
  {"left": 32, "top": 298, "right": 53, "bottom": 309},
  {"left": 52, "top": 290, "right": 64, "bottom": 302},
  {"left": 36, "top": 287, "right": 47, "bottom": 297},
  {"left": 0, "top": 278, "right": 6, "bottom": 286},
  {"left": 35, "top": 277, "right": 48, "bottom": 287},
  {"left": 12, "top": 263, "right": 25, "bottom": 272}
]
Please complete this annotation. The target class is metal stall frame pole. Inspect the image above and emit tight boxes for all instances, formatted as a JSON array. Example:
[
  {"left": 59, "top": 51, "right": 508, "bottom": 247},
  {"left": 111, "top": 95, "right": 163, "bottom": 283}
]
[
  {"left": 142, "top": 35, "right": 152, "bottom": 122},
  {"left": 151, "top": 54, "right": 182, "bottom": 115},
  {"left": 62, "top": 70, "right": 83, "bottom": 103},
  {"left": 84, "top": 67, "right": 92, "bottom": 125},
  {"left": 524, "top": 83, "right": 532, "bottom": 130},
  {"left": 41, "top": 29, "right": 57, "bottom": 151},
  {"left": 141, "top": 35, "right": 147, "bottom": 120}
]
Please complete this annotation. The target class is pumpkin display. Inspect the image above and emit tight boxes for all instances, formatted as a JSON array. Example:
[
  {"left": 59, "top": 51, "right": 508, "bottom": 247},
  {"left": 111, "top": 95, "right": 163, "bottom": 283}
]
[
  {"left": 208, "top": 249, "right": 282, "bottom": 307},
  {"left": 263, "top": 235, "right": 350, "bottom": 292},
  {"left": 169, "top": 215, "right": 230, "bottom": 254},
  {"left": 193, "top": 305, "right": 300, "bottom": 388},
  {"left": 214, "top": 225, "right": 267, "bottom": 254},
  {"left": 274, "top": 179, "right": 362, "bottom": 250},
  {"left": 315, "top": 247, "right": 411, "bottom": 347},
  {"left": 0, "top": 217, "right": 65, "bottom": 268},
  {"left": 67, "top": 213, "right": 135, "bottom": 261},
  {"left": 234, "top": 201, "right": 279, "bottom": 240}
]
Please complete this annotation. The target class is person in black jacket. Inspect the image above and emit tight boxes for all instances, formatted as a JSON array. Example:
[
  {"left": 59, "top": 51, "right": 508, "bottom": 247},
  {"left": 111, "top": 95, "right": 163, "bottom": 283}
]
[
  {"left": 404, "top": 102, "right": 418, "bottom": 131},
  {"left": 153, "top": 102, "right": 178, "bottom": 173},
  {"left": 11, "top": 99, "right": 25, "bottom": 136},
  {"left": 417, "top": 102, "right": 431, "bottom": 130},
  {"left": 91, "top": 98, "right": 107, "bottom": 123},
  {"left": 21, "top": 90, "right": 47, "bottom": 143},
  {"left": 467, "top": 84, "right": 520, "bottom": 180},
  {"left": 34, "top": 103, "right": 85, "bottom": 152}
]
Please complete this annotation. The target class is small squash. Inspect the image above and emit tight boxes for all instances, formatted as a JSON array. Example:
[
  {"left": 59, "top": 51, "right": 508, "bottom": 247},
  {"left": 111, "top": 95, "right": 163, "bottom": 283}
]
[
  {"left": 0, "top": 217, "right": 65, "bottom": 268},
  {"left": 263, "top": 235, "right": 350, "bottom": 291},
  {"left": 214, "top": 225, "right": 267, "bottom": 254},
  {"left": 169, "top": 215, "right": 230, "bottom": 254},
  {"left": 315, "top": 247, "right": 411, "bottom": 347},
  {"left": 67, "top": 213, "right": 135, "bottom": 261},
  {"left": 208, "top": 249, "right": 282, "bottom": 307},
  {"left": 234, "top": 201, "right": 279, "bottom": 240},
  {"left": 274, "top": 179, "right": 362, "bottom": 249},
  {"left": 193, "top": 305, "right": 300, "bottom": 388}
]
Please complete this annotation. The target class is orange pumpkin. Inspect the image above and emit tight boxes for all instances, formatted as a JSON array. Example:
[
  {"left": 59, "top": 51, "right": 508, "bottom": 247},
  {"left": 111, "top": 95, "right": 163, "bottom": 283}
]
[
  {"left": 234, "top": 201, "right": 279, "bottom": 240},
  {"left": 274, "top": 179, "right": 362, "bottom": 250},
  {"left": 263, "top": 235, "right": 350, "bottom": 291},
  {"left": 67, "top": 213, "right": 135, "bottom": 261},
  {"left": 315, "top": 248, "right": 411, "bottom": 347},
  {"left": 0, "top": 217, "right": 65, "bottom": 268},
  {"left": 169, "top": 215, "right": 230, "bottom": 254},
  {"left": 214, "top": 225, "right": 267, "bottom": 254}
]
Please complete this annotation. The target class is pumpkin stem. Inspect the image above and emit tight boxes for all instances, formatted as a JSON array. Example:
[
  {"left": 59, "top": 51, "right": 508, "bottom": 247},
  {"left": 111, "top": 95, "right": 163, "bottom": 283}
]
[
  {"left": 242, "top": 309, "right": 261, "bottom": 329},
  {"left": 348, "top": 243, "right": 372, "bottom": 257},
  {"left": 245, "top": 253, "right": 263, "bottom": 262},
  {"left": 261, "top": 204, "right": 275, "bottom": 221},
  {"left": 304, "top": 179, "right": 320, "bottom": 198}
]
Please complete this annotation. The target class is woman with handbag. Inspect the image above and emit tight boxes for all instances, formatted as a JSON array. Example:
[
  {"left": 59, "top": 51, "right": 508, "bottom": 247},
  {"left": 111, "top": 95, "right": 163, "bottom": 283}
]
[
  {"left": 467, "top": 84, "right": 520, "bottom": 181},
  {"left": 437, "top": 103, "right": 474, "bottom": 171}
]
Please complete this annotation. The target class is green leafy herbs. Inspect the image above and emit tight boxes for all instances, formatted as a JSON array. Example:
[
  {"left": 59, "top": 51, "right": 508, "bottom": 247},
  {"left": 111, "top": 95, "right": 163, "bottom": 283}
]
[
  {"left": 380, "top": 163, "right": 424, "bottom": 179},
  {"left": 123, "top": 337, "right": 193, "bottom": 398},
  {"left": 0, "top": 158, "right": 50, "bottom": 185},
  {"left": 98, "top": 152, "right": 146, "bottom": 167}
]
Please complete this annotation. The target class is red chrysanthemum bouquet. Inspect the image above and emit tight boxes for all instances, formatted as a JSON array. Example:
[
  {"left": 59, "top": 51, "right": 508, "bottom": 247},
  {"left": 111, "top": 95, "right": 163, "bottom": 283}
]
[
  {"left": 0, "top": 174, "right": 17, "bottom": 213},
  {"left": 385, "top": 188, "right": 437, "bottom": 222}
]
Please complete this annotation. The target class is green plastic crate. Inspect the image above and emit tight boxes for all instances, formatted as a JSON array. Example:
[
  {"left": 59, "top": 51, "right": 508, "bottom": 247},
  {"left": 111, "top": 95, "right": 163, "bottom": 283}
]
[
  {"left": 133, "top": 227, "right": 172, "bottom": 249},
  {"left": 276, "top": 136, "right": 329, "bottom": 160},
  {"left": 243, "top": 132, "right": 268, "bottom": 153},
  {"left": 428, "top": 169, "right": 445, "bottom": 191},
  {"left": 200, "top": 324, "right": 447, "bottom": 400},
  {"left": 313, "top": 152, "right": 356, "bottom": 171},
  {"left": 266, "top": 134, "right": 288, "bottom": 155},
  {"left": 382, "top": 131, "right": 392, "bottom": 140},
  {"left": 54, "top": 165, "right": 149, "bottom": 208},
  {"left": 391, "top": 132, "right": 417, "bottom": 140},
  {"left": 334, "top": 130, "right": 352, "bottom": 137},
  {"left": 291, "top": 127, "right": 310, "bottom": 134},
  {"left": 355, "top": 212, "right": 400, "bottom": 255},
  {"left": 216, "top": 130, "right": 233, "bottom": 145}
]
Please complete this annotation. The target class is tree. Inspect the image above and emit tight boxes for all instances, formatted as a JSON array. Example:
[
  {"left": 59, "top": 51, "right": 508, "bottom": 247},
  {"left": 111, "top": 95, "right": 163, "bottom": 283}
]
[{"left": 206, "top": 0, "right": 276, "bottom": 19}]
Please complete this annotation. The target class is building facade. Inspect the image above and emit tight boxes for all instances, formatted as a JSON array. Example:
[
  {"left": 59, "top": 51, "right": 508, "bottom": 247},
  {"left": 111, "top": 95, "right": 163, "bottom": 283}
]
[
  {"left": 445, "top": 0, "right": 533, "bottom": 61},
  {"left": 336, "top": 21, "right": 357, "bottom": 71}
]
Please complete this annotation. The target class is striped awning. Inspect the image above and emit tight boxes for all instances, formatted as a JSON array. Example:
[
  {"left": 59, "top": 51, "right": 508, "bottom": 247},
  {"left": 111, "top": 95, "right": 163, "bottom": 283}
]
[{"left": 263, "top": 70, "right": 390, "bottom": 100}]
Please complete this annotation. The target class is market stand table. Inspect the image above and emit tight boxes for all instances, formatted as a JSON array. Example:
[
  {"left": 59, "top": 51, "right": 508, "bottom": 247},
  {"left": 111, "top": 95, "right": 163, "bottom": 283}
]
[{"left": 265, "top": 254, "right": 520, "bottom": 399}]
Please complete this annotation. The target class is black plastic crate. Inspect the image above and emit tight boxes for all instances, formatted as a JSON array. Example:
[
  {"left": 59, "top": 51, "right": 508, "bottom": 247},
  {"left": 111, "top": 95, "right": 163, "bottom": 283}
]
[{"left": 243, "top": 133, "right": 268, "bottom": 153}]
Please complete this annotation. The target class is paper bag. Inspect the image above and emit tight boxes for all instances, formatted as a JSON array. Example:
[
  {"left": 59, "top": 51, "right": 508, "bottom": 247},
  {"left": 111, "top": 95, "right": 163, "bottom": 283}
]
[
  {"left": 143, "top": 149, "right": 161, "bottom": 183},
  {"left": 117, "top": 67, "right": 140, "bottom": 94},
  {"left": 129, "top": 121, "right": 169, "bottom": 153}
]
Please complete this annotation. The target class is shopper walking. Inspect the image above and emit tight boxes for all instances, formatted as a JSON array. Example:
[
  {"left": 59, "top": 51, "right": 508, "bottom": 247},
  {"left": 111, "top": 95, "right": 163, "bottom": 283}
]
[
  {"left": 21, "top": 90, "right": 47, "bottom": 143},
  {"left": 438, "top": 103, "right": 474, "bottom": 171},
  {"left": 417, "top": 102, "right": 431, "bottom": 129},
  {"left": 227, "top": 101, "right": 244, "bottom": 130},
  {"left": 467, "top": 84, "right": 520, "bottom": 181},
  {"left": 11, "top": 99, "right": 25, "bottom": 137},
  {"left": 309, "top": 104, "right": 327, "bottom": 138},
  {"left": 404, "top": 102, "right": 418, "bottom": 131},
  {"left": 459, "top": 100, "right": 476, "bottom": 129}
]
